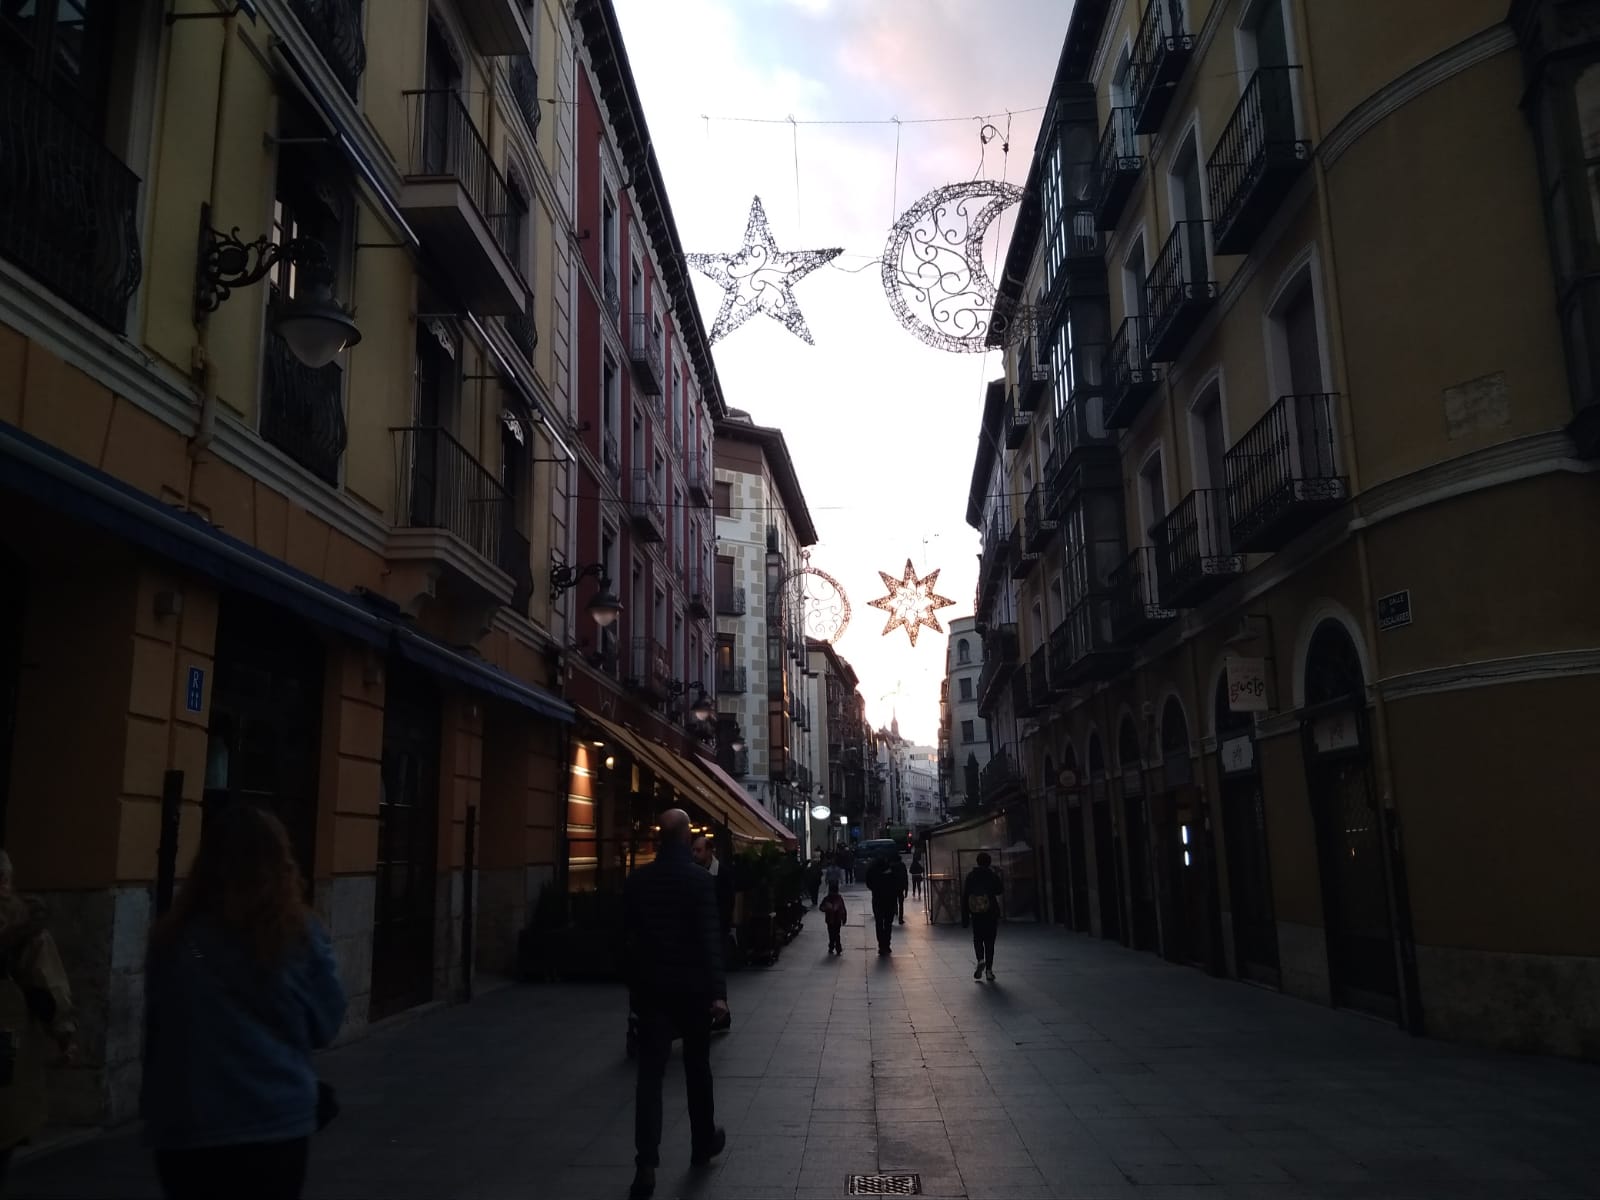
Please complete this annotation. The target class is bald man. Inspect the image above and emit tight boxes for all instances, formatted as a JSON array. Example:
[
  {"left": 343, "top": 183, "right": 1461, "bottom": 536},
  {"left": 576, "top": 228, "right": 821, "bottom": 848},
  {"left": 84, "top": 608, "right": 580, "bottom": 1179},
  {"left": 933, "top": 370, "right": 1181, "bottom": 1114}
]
[{"left": 622, "top": 810, "right": 728, "bottom": 1198}]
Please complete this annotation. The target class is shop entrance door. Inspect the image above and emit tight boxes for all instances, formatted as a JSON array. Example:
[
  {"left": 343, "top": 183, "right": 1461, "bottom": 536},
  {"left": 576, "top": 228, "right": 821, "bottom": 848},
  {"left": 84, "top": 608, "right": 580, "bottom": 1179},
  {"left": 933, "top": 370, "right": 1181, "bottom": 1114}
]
[
  {"left": 1066, "top": 799, "right": 1090, "bottom": 932},
  {"left": 1219, "top": 765, "right": 1280, "bottom": 984},
  {"left": 1090, "top": 796, "right": 1121, "bottom": 942},
  {"left": 372, "top": 659, "right": 441, "bottom": 1021},
  {"left": 0, "top": 550, "right": 22, "bottom": 841},
  {"left": 1122, "top": 789, "right": 1157, "bottom": 951}
]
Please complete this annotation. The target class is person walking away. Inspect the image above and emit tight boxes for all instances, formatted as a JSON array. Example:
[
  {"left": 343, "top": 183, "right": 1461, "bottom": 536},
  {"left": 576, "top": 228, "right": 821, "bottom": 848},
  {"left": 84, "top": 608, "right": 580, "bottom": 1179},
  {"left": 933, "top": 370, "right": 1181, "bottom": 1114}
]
[
  {"left": 141, "top": 804, "right": 346, "bottom": 1200},
  {"left": 909, "top": 854, "right": 925, "bottom": 900},
  {"left": 863, "top": 852, "right": 901, "bottom": 956},
  {"left": 823, "top": 853, "right": 845, "bottom": 895},
  {"left": 0, "top": 850, "right": 76, "bottom": 1192},
  {"left": 804, "top": 853, "right": 823, "bottom": 908},
  {"left": 894, "top": 853, "right": 910, "bottom": 925},
  {"left": 962, "top": 852, "right": 1005, "bottom": 982},
  {"left": 842, "top": 846, "right": 855, "bottom": 884},
  {"left": 819, "top": 881, "right": 847, "bottom": 955},
  {"left": 624, "top": 810, "right": 728, "bottom": 1199}
]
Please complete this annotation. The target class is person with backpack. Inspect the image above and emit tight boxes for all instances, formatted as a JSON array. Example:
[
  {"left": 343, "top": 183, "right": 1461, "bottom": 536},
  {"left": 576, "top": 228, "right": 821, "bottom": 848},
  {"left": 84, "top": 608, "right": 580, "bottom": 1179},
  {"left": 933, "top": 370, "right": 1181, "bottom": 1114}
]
[
  {"left": 862, "top": 851, "right": 905, "bottom": 956},
  {"left": 961, "top": 853, "right": 1004, "bottom": 982},
  {"left": 909, "top": 854, "right": 926, "bottom": 900},
  {"left": 818, "top": 880, "right": 847, "bottom": 955}
]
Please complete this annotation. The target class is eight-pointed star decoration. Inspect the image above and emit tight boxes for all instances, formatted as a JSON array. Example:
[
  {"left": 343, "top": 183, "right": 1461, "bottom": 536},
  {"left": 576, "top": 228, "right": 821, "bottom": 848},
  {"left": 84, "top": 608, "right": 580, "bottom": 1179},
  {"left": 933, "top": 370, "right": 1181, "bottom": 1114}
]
[
  {"left": 867, "top": 559, "right": 957, "bottom": 647},
  {"left": 685, "top": 197, "right": 842, "bottom": 346}
]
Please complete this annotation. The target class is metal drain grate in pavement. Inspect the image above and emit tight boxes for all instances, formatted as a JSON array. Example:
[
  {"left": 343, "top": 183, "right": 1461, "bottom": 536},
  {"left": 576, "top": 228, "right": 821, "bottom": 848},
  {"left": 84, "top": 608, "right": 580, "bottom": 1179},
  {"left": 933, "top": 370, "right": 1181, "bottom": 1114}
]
[{"left": 847, "top": 1174, "right": 921, "bottom": 1195}]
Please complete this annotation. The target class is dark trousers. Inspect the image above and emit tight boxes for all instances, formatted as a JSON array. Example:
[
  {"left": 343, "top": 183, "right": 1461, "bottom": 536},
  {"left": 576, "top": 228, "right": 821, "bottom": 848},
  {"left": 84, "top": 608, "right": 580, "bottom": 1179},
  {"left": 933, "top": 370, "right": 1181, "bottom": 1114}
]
[
  {"left": 971, "top": 915, "right": 999, "bottom": 967},
  {"left": 873, "top": 904, "right": 895, "bottom": 951},
  {"left": 154, "top": 1137, "right": 310, "bottom": 1200},
  {"left": 911, "top": 876, "right": 923, "bottom": 897},
  {"left": 827, "top": 921, "right": 843, "bottom": 950},
  {"left": 634, "top": 994, "right": 716, "bottom": 1168}
]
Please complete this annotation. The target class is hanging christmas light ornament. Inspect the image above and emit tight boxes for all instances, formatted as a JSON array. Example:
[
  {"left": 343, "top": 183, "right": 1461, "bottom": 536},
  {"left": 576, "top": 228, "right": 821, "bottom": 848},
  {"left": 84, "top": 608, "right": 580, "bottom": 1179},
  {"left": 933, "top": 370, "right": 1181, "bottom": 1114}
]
[
  {"left": 880, "top": 180, "right": 1023, "bottom": 353},
  {"left": 781, "top": 564, "right": 852, "bottom": 645},
  {"left": 686, "top": 197, "right": 842, "bottom": 345},
  {"left": 867, "top": 559, "right": 956, "bottom": 647}
]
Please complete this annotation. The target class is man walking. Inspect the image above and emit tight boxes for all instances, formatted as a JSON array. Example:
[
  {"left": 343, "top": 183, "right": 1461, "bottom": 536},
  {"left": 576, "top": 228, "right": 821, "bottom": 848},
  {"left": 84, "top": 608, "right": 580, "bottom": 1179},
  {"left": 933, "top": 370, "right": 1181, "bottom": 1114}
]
[
  {"left": 961, "top": 852, "right": 1004, "bottom": 981},
  {"left": 863, "top": 850, "right": 906, "bottom": 956},
  {"left": 625, "top": 811, "right": 728, "bottom": 1198}
]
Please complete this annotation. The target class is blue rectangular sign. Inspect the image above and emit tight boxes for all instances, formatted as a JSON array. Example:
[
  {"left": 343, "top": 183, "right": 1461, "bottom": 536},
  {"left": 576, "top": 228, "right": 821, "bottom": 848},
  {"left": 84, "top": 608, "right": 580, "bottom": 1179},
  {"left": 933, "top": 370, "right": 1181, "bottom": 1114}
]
[{"left": 185, "top": 666, "right": 205, "bottom": 714}]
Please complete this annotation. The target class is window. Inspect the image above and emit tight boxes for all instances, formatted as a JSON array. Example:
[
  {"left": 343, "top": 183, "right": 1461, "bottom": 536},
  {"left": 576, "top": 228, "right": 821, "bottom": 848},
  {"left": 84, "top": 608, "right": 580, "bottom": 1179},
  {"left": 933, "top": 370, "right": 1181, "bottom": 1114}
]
[
  {"left": 653, "top": 587, "right": 665, "bottom": 642},
  {"left": 630, "top": 258, "right": 643, "bottom": 319},
  {"left": 2, "top": 0, "right": 122, "bottom": 132},
  {"left": 631, "top": 409, "right": 643, "bottom": 471},
  {"left": 601, "top": 192, "right": 617, "bottom": 269},
  {"left": 959, "top": 677, "right": 973, "bottom": 702},
  {"left": 1170, "top": 125, "right": 1207, "bottom": 241},
  {"left": 714, "top": 480, "right": 733, "bottom": 517},
  {"left": 506, "top": 173, "right": 529, "bottom": 272},
  {"left": 1123, "top": 233, "right": 1148, "bottom": 323},
  {"left": 602, "top": 354, "right": 618, "bottom": 434},
  {"left": 1191, "top": 381, "right": 1227, "bottom": 490},
  {"left": 1139, "top": 449, "right": 1167, "bottom": 542}
]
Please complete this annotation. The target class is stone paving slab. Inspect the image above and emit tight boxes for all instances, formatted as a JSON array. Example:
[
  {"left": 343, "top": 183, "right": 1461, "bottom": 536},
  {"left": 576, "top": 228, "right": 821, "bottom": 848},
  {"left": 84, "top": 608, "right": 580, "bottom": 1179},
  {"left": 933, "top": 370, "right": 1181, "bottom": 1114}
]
[{"left": 9, "top": 881, "right": 1600, "bottom": 1199}]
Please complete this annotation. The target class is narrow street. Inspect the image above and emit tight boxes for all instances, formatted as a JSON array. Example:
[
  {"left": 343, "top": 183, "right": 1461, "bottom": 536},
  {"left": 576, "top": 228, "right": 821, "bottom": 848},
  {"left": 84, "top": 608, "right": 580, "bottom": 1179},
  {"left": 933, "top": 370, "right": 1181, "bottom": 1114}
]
[{"left": 12, "top": 885, "right": 1598, "bottom": 1200}]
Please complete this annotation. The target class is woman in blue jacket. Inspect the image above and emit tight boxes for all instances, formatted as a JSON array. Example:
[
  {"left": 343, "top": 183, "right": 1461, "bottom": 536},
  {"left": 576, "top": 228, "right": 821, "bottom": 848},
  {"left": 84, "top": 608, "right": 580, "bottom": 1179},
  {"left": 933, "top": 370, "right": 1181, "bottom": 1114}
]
[{"left": 141, "top": 803, "right": 346, "bottom": 1200}]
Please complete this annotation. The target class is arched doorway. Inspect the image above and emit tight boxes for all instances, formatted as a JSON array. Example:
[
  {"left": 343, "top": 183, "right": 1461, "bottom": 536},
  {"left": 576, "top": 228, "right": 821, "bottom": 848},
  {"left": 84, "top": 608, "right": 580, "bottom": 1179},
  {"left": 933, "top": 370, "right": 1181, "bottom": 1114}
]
[
  {"left": 1061, "top": 743, "right": 1090, "bottom": 932},
  {"left": 1299, "top": 620, "right": 1398, "bottom": 1018},
  {"left": 1217, "top": 672, "right": 1280, "bottom": 986},
  {"left": 1044, "top": 752, "right": 1071, "bottom": 925},
  {"left": 1087, "top": 732, "right": 1122, "bottom": 941},
  {"left": 1119, "top": 716, "right": 1157, "bottom": 950},
  {"left": 1153, "top": 697, "right": 1216, "bottom": 969}
]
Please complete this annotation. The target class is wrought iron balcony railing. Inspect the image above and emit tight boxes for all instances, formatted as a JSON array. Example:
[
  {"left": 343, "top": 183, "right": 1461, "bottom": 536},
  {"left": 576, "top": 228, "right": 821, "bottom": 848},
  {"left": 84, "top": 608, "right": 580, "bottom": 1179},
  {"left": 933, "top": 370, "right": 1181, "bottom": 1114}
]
[
  {"left": 289, "top": 0, "right": 367, "bottom": 98},
  {"left": 1208, "top": 67, "right": 1310, "bottom": 256},
  {"left": 1131, "top": 0, "right": 1195, "bottom": 135},
  {"left": 1225, "top": 393, "right": 1347, "bottom": 552},
  {"left": 0, "top": 65, "right": 143, "bottom": 331},
  {"left": 1016, "top": 338, "right": 1052, "bottom": 411},
  {"left": 629, "top": 469, "right": 665, "bottom": 542},
  {"left": 716, "top": 664, "right": 747, "bottom": 693},
  {"left": 1005, "top": 389, "right": 1031, "bottom": 448},
  {"left": 509, "top": 55, "right": 542, "bottom": 144},
  {"left": 688, "top": 571, "right": 712, "bottom": 620},
  {"left": 1024, "top": 484, "right": 1058, "bottom": 552},
  {"left": 602, "top": 261, "right": 620, "bottom": 325},
  {"left": 262, "top": 326, "right": 347, "bottom": 485},
  {"left": 1063, "top": 591, "right": 1128, "bottom": 684},
  {"left": 1109, "top": 545, "right": 1176, "bottom": 644},
  {"left": 1155, "top": 488, "right": 1244, "bottom": 607},
  {"left": 629, "top": 312, "right": 664, "bottom": 397},
  {"left": 500, "top": 299, "right": 537, "bottom": 365},
  {"left": 1094, "top": 107, "right": 1142, "bottom": 231},
  {"left": 716, "top": 586, "right": 747, "bottom": 616},
  {"left": 602, "top": 428, "right": 621, "bottom": 480},
  {"left": 1146, "top": 220, "right": 1215, "bottom": 362},
  {"left": 393, "top": 425, "right": 508, "bottom": 564},
  {"left": 630, "top": 636, "right": 671, "bottom": 698},
  {"left": 403, "top": 89, "right": 516, "bottom": 260},
  {"left": 687, "top": 453, "right": 711, "bottom": 505},
  {"left": 1105, "top": 315, "right": 1162, "bottom": 427}
]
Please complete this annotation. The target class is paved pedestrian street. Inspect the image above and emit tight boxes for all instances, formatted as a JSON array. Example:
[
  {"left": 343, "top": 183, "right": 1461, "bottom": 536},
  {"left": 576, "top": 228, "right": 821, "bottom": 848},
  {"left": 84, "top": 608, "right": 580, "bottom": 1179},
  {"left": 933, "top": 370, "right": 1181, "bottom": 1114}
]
[{"left": 12, "top": 886, "right": 1599, "bottom": 1200}]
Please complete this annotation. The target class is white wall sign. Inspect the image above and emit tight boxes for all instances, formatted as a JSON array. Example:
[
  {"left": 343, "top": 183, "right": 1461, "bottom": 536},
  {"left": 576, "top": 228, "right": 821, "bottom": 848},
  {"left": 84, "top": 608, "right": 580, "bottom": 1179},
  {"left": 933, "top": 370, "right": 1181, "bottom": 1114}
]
[
  {"left": 1219, "top": 735, "right": 1255, "bottom": 776},
  {"left": 1313, "top": 711, "right": 1362, "bottom": 755},
  {"left": 1226, "top": 657, "right": 1269, "bottom": 713}
]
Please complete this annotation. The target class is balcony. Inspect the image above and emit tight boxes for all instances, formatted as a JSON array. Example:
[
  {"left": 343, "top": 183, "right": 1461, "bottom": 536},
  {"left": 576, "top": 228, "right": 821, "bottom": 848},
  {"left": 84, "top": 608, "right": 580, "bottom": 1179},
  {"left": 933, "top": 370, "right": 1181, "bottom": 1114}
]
[
  {"left": 716, "top": 586, "right": 747, "bottom": 617},
  {"left": 1105, "top": 315, "right": 1162, "bottom": 428},
  {"left": 1016, "top": 338, "right": 1052, "bottom": 411},
  {"left": 500, "top": 301, "right": 537, "bottom": 366},
  {"left": 1005, "top": 390, "right": 1031, "bottom": 448},
  {"left": 400, "top": 90, "right": 525, "bottom": 315},
  {"left": 1027, "top": 645, "right": 1051, "bottom": 712},
  {"left": 1094, "top": 107, "right": 1142, "bottom": 231},
  {"left": 1225, "top": 393, "right": 1348, "bottom": 552},
  {"left": 1024, "top": 485, "right": 1058, "bottom": 552},
  {"left": 0, "top": 65, "right": 142, "bottom": 331},
  {"left": 1054, "top": 376, "right": 1120, "bottom": 511},
  {"left": 1047, "top": 622, "right": 1073, "bottom": 698},
  {"left": 602, "top": 428, "right": 621, "bottom": 480},
  {"left": 716, "top": 664, "right": 747, "bottom": 693},
  {"left": 687, "top": 453, "right": 711, "bottom": 506},
  {"left": 1146, "top": 220, "right": 1215, "bottom": 362},
  {"left": 630, "top": 636, "right": 671, "bottom": 699},
  {"left": 1063, "top": 592, "right": 1129, "bottom": 684},
  {"left": 391, "top": 425, "right": 513, "bottom": 603},
  {"left": 629, "top": 469, "right": 665, "bottom": 542},
  {"left": 602, "top": 261, "right": 620, "bottom": 326},
  {"left": 1009, "top": 664, "right": 1031, "bottom": 717},
  {"left": 1155, "top": 489, "right": 1245, "bottom": 607},
  {"left": 980, "top": 748, "right": 1021, "bottom": 807},
  {"left": 509, "top": 56, "right": 542, "bottom": 143},
  {"left": 1208, "top": 67, "right": 1311, "bottom": 256},
  {"left": 688, "top": 572, "right": 712, "bottom": 620},
  {"left": 288, "top": 0, "right": 366, "bottom": 98},
  {"left": 1131, "top": 0, "right": 1195, "bottom": 135},
  {"left": 1109, "top": 546, "right": 1176, "bottom": 644},
  {"left": 262, "top": 328, "right": 347, "bottom": 485},
  {"left": 457, "top": 0, "right": 532, "bottom": 56},
  {"left": 977, "top": 624, "right": 1020, "bottom": 715},
  {"left": 1008, "top": 518, "right": 1036, "bottom": 581},
  {"left": 628, "top": 312, "right": 664, "bottom": 396}
]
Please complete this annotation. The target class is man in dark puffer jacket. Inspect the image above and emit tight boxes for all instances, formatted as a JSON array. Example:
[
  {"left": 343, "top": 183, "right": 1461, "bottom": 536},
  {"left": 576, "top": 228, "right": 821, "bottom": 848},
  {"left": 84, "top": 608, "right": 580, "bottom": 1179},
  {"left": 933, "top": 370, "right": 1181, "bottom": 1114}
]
[{"left": 623, "top": 810, "right": 729, "bottom": 1199}]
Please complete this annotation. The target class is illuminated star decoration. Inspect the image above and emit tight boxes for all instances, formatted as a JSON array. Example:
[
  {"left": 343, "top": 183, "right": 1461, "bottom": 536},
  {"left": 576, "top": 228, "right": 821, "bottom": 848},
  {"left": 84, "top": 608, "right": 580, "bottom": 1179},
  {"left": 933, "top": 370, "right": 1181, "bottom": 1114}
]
[
  {"left": 868, "top": 559, "right": 956, "bottom": 647},
  {"left": 686, "top": 197, "right": 842, "bottom": 345}
]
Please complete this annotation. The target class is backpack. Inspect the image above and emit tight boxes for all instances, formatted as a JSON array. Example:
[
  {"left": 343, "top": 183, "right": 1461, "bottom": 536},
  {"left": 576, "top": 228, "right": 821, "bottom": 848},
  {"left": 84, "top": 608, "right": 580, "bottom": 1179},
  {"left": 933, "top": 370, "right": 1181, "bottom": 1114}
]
[{"left": 966, "top": 892, "right": 991, "bottom": 916}]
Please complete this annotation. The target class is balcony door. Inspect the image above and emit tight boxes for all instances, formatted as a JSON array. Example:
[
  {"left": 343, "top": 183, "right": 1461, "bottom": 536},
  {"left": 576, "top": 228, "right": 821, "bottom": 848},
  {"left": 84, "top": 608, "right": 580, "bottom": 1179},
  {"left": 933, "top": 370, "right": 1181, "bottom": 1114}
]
[
  {"left": 421, "top": 24, "right": 460, "bottom": 176},
  {"left": 1243, "top": 0, "right": 1291, "bottom": 71},
  {"left": 1, "top": 0, "right": 119, "bottom": 133},
  {"left": 411, "top": 322, "right": 457, "bottom": 528},
  {"left": 1274, "top": 273, "right": 1336, "bottom": 481}
]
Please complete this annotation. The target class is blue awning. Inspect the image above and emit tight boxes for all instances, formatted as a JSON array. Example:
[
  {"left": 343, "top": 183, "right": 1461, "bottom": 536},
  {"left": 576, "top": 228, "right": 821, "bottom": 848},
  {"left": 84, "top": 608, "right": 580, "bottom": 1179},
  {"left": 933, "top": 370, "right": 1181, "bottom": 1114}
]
[{"left": 392, "top": 628, "right": 572, "bottom": 724}]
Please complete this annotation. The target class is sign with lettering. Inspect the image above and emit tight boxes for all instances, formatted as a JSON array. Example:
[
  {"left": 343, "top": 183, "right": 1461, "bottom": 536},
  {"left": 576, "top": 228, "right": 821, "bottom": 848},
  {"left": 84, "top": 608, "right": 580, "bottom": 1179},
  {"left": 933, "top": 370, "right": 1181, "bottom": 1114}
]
[
  {"left": 1312, "top": 711, "right": 1362, "bottom": 755},
  {"left": 185, "top": 667, "right": 205, "bottom": 714},
  {"left": 1377, "top": 590, "right": 1412, "bottom": 631},
  {"left": 1219, "top": 735, "right": 1255, "bottom": 776},
  {"left": 1226, "top": 657, "right": 1269, "bottom": 713}
]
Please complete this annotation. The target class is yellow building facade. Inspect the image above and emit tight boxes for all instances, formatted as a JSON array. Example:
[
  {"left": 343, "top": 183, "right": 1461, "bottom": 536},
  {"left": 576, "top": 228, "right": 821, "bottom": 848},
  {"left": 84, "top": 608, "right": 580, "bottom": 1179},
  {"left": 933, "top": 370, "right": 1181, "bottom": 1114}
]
[
  {"left": 0, "top": 0, "right": 586, "bottom": 1124},
  {"left": 975, "top": 0, "right": 1600, "bottom": 1059}
]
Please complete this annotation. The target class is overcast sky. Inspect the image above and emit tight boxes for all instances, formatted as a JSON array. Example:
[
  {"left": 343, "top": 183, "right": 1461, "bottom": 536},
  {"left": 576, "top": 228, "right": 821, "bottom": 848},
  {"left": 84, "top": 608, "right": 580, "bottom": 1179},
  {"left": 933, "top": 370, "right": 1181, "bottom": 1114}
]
[{"left": 614, "top": 0, "right": 1067, "bottom": 744}]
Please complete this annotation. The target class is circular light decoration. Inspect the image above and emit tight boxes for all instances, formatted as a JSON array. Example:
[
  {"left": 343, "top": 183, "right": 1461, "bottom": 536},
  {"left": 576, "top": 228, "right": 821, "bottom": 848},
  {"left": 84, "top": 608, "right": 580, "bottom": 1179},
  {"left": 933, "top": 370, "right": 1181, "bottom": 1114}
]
[
  {"left": 867, "top": 559, "right": 956, "bottom": 647},
  {"left": 780, "top": 565, "right": 852, "bottom": 645},
  {"left": 880, "top": 181, "right": 1024, "bottom": 353}
]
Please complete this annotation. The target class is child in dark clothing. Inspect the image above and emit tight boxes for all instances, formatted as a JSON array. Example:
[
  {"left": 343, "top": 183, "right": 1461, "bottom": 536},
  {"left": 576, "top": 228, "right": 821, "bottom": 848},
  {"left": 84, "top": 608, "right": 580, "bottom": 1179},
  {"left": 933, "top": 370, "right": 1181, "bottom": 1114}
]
[{"left": 819, "top": 881, "right": 847, "bottom": 955}]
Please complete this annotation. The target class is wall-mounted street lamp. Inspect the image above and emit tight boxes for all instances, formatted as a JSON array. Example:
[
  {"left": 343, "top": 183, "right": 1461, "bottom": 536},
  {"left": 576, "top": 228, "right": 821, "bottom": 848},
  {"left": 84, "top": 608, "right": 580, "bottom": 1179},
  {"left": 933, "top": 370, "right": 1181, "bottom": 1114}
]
[
  {"left": 667, "top": 680, "right": 715, "bottom": 723},
  {"left": 193, "top": 203, "right": 361, "bottom": 368},
  {"left": 550, "top": 559, "right": 621, "bottom": 628}
]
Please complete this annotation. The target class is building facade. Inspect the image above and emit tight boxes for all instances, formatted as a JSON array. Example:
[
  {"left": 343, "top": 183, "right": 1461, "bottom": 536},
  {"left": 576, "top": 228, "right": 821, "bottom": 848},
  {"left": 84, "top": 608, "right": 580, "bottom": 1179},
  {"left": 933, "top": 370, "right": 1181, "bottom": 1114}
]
[
  {"left": 0, "top": 0, "right": 587, "bottom": 1124},
  {"left": 939, "top": 616, "right": 991, "bottom": 813},
  {"left": 712, "top": 412, "right": 820, "bottom": 843},
  {"left": 972, "top": 0, "right": 1600, "bottom": 1058}
]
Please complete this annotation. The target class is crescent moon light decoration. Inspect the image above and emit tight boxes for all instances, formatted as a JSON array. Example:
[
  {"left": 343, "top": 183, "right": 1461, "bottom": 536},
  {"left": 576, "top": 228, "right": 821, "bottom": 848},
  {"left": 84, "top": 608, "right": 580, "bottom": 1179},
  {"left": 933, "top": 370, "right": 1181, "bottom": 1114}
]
[
  {"left": 779, "top": 565, "right": 852, "bottom": 645},
  {"left": 880, "top": 180, "right": 1025, "bottom": 354}
]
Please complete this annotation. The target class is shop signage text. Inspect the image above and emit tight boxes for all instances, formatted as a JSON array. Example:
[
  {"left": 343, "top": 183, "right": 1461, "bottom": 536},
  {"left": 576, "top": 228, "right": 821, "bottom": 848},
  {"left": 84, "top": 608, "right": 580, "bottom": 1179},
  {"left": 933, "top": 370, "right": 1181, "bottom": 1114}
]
[
  {"left": 1226, "top": 657, "right": 1269, "bottom": 713},
  {"left": 185, "top": 667, "right": 205, "bottom": 714},
  {"left": 1219, "top": 735, "right": 1255, "bottom": 775}
]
